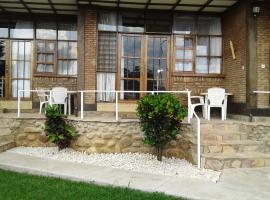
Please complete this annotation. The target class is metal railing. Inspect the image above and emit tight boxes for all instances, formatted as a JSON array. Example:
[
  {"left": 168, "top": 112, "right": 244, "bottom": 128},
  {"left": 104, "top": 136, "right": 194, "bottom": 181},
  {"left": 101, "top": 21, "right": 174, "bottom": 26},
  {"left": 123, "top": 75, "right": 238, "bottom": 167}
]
[
  {"left": 253, "top": 91, "right": 270, "bottom": 94},
  {"left": 17, "top": 89, "right": 201, "bottom": 168}
]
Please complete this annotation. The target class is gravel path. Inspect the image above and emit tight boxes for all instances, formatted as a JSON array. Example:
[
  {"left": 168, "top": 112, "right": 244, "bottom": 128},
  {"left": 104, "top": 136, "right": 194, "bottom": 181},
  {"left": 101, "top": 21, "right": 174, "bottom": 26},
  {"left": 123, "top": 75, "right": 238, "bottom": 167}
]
[{"left": 8, "top": 147, "right": 221, "bottom": 182}]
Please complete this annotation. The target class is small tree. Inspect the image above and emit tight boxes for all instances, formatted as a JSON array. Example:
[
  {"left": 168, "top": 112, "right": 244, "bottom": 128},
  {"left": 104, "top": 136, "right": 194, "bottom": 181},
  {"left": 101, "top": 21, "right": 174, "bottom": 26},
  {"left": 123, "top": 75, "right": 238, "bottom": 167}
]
[
  {"left": 44, "top": 105, "right": 77, "bottom": 150},
  {"left": 137, "top": 94, "right": 187, "bottom": 161}
]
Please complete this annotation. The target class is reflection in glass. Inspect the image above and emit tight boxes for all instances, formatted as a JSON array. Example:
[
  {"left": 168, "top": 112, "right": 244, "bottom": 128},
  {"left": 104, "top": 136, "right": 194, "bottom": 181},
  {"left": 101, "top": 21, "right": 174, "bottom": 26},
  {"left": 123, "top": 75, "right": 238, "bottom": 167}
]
[
  {"left": 98, "top": 11, "right": 117, "bottom": 31},
  {"left": 36, "top": 22, "right": 57, "bottom": 40},
  {"left": 119, "top": 11, "right": 144, "bottom": 33},
  {"left": 58, "top": 23, "right": 77, "bottom": 40},
  {"left": 196, "top": 57, "right": 208, "bottom": 73},
  {"left": 10, "top": 21, "right": 33, "bottom": 39}
]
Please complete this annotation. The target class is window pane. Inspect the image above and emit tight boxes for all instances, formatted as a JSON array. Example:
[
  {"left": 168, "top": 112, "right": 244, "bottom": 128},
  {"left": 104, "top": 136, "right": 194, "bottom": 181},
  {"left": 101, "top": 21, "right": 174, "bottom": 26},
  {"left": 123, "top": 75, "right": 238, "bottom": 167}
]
[
  {"left": 10, "top": 21, "right": 34, "bottom": 39},
  {"left": 198, "top": 17, "right": 221, "bottom": 35},
  {"left": 176, "top": 37, "right": 184, "bottom": 47},
  {"left": 175, "top": 62, "right": 183, "bottom": 71},
  {"left": 196, "top": 57, "right": 208, "bottom": 73},
  {"left": 97, "top": 32, "right": 116, "bottom": 72},
  {"left": 210, "top": 37, "right": 222, "bottom": 56},
  {"left": 98, "top": 11, "right": 117, "bottom": 31},
  {"left": 58, "top": 23, "right": 77, "bottom": 40},
  {"left": 96, "top": 72, "right": 115, "bottom": 102},
  {"left": 36, "top": 22, "right": 57, "bottom": 40},
  {"left": 174, "top": 15, "right": 195, "bottom": 34},
  {"left": 209, "top": 58, "right": 221, "bottom": 74},
  {"left": 184, "top": 62, "right": 193, "bottom": 71},
  {"left": 197, "top": 37, "right": 209, "bottom": 56},
  {"left": 145, "top": 13, "right": 171, "bottom": 33},
  {"left": 119, "top": 11, "right": 144, "bottom": 33},
  {"left": 0, "top": 22, "right": 8, "bottom": 38}
]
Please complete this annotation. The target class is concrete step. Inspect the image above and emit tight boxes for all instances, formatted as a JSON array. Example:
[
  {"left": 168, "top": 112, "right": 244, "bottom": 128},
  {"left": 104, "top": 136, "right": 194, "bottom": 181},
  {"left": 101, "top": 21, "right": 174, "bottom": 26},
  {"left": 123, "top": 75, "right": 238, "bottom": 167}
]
[
  {"left": 201, "top": 140, "right": 266, "bottom": 154},
  {"left": 0, "top": 141, "right": 15, "bottom": 153},
  {"left": 201, "top": 132, "right": 248, "bottom": 142},
  {"left": 202, "top": 152, "right": 270, "bottom": 170}
]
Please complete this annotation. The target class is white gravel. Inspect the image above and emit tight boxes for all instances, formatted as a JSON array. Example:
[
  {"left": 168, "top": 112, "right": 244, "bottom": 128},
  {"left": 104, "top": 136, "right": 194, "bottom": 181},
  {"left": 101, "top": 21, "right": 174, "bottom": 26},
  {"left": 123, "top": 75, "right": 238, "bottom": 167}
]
[{"left": 8, "top": 147, "right": 221, "bottom": 182}]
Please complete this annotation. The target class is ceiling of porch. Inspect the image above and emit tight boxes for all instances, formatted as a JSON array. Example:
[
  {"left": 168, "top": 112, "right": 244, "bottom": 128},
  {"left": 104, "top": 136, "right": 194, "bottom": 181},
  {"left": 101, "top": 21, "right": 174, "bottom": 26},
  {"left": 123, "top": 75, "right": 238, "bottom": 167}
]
[{"left": 0, "top": 0, "right": 240, "bottom": 15}]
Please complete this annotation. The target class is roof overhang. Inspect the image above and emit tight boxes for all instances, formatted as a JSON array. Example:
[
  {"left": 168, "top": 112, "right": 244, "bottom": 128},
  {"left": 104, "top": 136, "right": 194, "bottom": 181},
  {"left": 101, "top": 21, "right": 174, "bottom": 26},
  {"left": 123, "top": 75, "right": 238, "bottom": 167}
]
[{"left": 0, "top": 0, "right": 240, "bottom": 16}]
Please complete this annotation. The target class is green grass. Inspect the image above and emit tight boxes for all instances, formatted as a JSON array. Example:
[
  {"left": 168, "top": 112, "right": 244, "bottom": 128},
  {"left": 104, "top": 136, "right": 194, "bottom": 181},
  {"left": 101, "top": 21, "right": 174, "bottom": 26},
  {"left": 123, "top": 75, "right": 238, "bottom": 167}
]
[{"left": 0, "top": 169, "right": 184, "bottom": 200}]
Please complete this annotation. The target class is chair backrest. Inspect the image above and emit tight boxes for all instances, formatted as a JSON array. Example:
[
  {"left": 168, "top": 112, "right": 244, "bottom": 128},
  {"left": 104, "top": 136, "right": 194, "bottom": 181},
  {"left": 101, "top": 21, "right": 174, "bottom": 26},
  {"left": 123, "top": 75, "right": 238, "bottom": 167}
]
[
  {"left": 207, "top": 87, "right": 225, "bottom": 106},
  {"left": 51, "top": 87, "right": 68, "bottom": 104},
  {"left": 36, "top": 88, "right": 47, "bottom": 102}
]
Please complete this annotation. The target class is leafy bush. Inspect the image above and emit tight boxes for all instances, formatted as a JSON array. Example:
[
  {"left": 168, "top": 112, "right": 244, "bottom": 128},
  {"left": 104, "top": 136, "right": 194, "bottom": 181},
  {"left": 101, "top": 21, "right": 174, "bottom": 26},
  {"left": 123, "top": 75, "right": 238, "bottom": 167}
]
[
  {"left": 137, "top": 94, "right": 187, "bottom": 161},
  {"left": 44, "top": 105, "right": 77, "bottom": 150}
]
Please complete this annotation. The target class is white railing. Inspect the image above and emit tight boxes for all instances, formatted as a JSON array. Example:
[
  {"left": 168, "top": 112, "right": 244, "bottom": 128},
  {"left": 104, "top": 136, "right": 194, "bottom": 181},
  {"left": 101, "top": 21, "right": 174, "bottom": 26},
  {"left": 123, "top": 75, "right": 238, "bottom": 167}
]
[
  {"left": 253, "top": 91, "right": 270, "bottom": 94},
  {"left": 17, "top": 89, "right": 201, "bottom": 168},
  {"left": 193, "top": 111, "right": 201, "bottom": 169}
]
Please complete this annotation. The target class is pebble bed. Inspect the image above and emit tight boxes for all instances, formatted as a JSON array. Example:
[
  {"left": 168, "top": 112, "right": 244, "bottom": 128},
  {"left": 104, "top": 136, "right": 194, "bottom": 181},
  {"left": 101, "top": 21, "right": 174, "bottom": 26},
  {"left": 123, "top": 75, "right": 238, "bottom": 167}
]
[{"left": 8, "top": 147, "right": 221, "bottom": 182}]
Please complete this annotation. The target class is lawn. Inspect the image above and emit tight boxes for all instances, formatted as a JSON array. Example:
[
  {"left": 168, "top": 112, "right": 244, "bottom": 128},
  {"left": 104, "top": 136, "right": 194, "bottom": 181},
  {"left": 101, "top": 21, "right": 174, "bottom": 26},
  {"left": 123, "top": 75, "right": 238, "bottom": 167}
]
[{"left": 0, "top": 169, "right": 184, "bottom": 200}]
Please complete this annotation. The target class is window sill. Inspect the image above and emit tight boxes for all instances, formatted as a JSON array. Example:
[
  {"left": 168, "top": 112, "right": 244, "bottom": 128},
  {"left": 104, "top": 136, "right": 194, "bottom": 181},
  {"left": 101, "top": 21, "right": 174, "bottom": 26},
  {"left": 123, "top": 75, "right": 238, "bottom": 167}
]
[
  {"left": 172, "top": 73, "right": 225, "bottom": 78},
  {"left": 33, "top": 73, "right": 77, "bottom": 78}
]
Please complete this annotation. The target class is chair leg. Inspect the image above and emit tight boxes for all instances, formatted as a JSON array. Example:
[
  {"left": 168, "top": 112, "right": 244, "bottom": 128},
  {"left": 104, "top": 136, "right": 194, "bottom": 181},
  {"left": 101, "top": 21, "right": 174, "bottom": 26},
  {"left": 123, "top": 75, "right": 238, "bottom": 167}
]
[
  {"left": 207, "top": 107, "right": 210, "bottom": 120},
  {"left": 64, "top": 103, "right": 67, "bottom": 115},
  {"left": 39, "top": 103, "right": 43, "bottom": 114}
]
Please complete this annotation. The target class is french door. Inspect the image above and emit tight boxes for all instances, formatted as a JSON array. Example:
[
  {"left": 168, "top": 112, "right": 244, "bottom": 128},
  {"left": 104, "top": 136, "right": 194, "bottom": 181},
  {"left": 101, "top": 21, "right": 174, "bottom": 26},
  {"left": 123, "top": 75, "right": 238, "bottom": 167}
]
[
  {"left": 118, "top": 34, "right": 169, "bottom": 101},
  {"left": 10, "top": 40, "right": 32, "bottom": 98}
]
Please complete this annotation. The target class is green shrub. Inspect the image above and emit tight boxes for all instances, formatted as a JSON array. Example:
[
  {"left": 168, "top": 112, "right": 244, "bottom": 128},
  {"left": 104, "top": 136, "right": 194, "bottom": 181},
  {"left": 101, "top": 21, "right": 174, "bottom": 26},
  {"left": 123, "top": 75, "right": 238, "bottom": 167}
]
[
  {"left": 44, "top": 105, "right": 77, "bottom": 150},
  {"left": 137, "top": 94, "right": 187, "bottom": 161}
]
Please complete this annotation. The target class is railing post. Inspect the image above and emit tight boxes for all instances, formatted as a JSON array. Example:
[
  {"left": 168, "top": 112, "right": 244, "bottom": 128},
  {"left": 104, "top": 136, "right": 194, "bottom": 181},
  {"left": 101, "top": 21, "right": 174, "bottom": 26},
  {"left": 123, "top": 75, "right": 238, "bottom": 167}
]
[
  {"left": 49, "top": 90, "right": 52, "bottom": 105},
  {"left": 115, "top": 91, "right": 118, "bottom": 121},
  {"left": 17, "top": 90, "right": 21, "bottom": 118},
  {"left": 187, "top": 90, "right": 191, "bottom": 123},
  {"left": 80, "top": 91, "right": 84, "bottom": 119},
  {"left": 197, "top": 117, "right": 201, "bottom": 169}
]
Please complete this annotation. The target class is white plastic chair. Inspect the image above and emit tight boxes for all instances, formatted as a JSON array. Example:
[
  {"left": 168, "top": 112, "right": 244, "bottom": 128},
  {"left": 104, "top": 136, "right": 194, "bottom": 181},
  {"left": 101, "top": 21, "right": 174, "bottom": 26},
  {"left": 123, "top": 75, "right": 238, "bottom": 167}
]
[
  {"left": 50, "top": 87, "right": 68, "bottom": 115},
  {"left": 206, "top": 87, "right": 226, "bottom": 120},
  {"left": 36, "top": 88, "right": 49, "bottom": 114},
  {"left": 188, "top": 96, "right": 206, "bottom": 119}
]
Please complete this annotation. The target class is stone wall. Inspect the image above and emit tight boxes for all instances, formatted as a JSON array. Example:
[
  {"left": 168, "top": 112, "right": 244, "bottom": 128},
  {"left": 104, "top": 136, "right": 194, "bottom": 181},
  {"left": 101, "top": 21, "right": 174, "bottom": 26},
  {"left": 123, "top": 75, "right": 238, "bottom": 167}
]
[{"left": 9, "top": 118, "right": 197, "bottom": 163}]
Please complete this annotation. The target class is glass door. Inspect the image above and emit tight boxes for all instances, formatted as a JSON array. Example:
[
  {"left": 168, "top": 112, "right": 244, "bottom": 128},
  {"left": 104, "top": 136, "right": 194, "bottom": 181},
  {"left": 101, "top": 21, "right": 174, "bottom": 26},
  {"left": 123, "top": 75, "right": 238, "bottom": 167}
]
[
  {"left": 146, "top": 36, "right": 168, "bottom": 91},
  {"left": 119, "top": 35, "right": 142, "bottom": 100},
  {"left": 11, "top": 40, "right": 32, "bottom": 98}
]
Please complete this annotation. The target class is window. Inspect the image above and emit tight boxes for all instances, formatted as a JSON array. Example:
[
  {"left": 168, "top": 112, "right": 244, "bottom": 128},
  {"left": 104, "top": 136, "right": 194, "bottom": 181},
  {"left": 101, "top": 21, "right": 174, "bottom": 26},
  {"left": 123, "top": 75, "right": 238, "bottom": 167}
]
[
  {"left": 11, "top": 41, "right": 31, "bottom": 98},
  {"left": 175, "top": 36, "right": 194, "bottom": 72},
  {"left": 97, "top": 32, "right": 117, "bottom": 102},
  {"left": 97, "top": 32, "right": 117, "bottom": 72},
  {"left": 120, "top": 35, "right": 141, "bottom": 100},
  {"left": 98, "top": 11, "right": 117, "bottom": 32},
  {"left": 36, "top": 22, "right": 57, "bottom": 40},
  {"left": 58, "top": 41, "right": 77, "bottom": 75},
  {"left": 35, "top": 22, "right": 77, "bottom": 76},
  {"left": 0, "top": 21, "right": 8, "bottom": 38},
  {"left": 36, "top": 40, "right": 55, "bottom": 73},
  {"left": 118, "top": 11, "right": 144, "bottom": 33},
  {"left": 10, "top": 21, "right": 34, "bottom": 39},
  {"left": 174, "top": 16, "right": 222, "bottom": 74},
  {"left": 145, "top": 13, "right": 171, "bottom": 33},
  {"left": 58, "top": 23, "right": 77, "bottom": 41}
]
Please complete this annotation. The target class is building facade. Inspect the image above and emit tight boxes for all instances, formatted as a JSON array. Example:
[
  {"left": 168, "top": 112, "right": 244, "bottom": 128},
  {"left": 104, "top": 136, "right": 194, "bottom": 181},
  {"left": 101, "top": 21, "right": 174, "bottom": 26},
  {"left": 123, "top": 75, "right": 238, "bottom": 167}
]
[{"left": 0, "top": 0, "right": 269, "bottom": 116}]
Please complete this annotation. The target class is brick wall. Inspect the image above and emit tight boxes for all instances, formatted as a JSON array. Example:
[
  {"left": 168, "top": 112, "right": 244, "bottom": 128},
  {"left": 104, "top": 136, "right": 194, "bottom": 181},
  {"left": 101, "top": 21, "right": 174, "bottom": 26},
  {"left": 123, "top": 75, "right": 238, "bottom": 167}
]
[
  {"left": 171, "top": 76, "right": 224, "bottom": 105},
  {"left": 256, "top": 2, "right": 270, "bottom": 109},
  {"left": 84, "top": 9, "right": 97, "bottom": 105},
  {"left": 223, "top": 1, "right": 247, "bottom": 104}
]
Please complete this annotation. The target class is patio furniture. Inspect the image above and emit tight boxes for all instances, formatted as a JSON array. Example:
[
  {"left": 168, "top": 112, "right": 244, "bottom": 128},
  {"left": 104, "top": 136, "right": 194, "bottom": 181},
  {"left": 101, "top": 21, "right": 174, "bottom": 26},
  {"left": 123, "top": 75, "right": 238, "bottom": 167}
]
[
  {"left": 36, "top": 88, "right": 49, "bottom": 114},
  {"left": 188, "top": 95, "right": 206, "bottom": 119},
  {"left": 50, "top": 87, "right": 68, "bottom": 115},
  {"left": 205, "top": 87, "right": 226, "bottom": 120}
]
